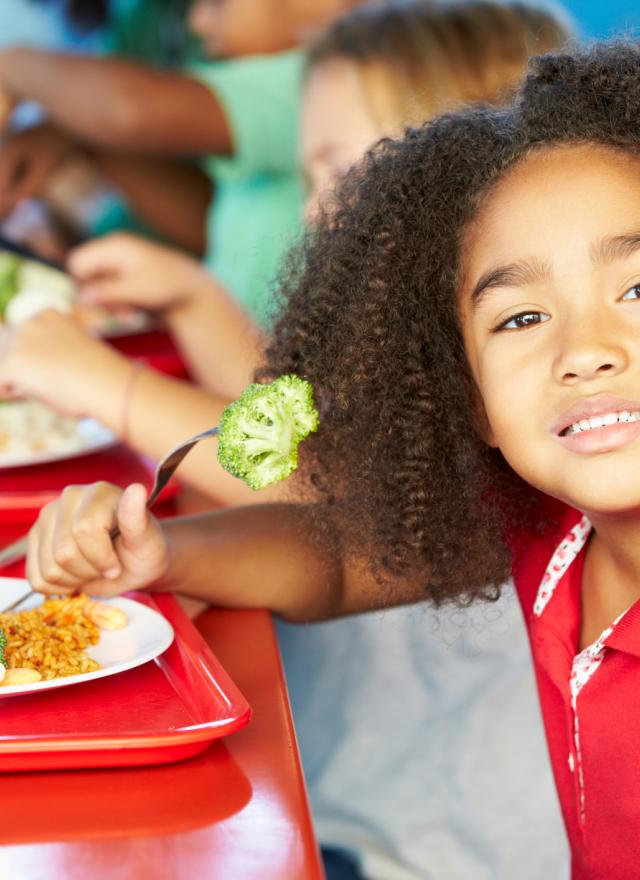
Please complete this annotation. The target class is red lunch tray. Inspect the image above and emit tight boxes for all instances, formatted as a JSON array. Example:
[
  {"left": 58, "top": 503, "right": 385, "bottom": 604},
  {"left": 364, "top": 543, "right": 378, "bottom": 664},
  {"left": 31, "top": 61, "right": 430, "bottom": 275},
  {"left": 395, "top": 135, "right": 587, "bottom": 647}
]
[
  {"left": 0, "top": 444, "right": 179, "bottom": 525},
  {"left": 0, "top": 592, "right": 252, "bottom": 772}
]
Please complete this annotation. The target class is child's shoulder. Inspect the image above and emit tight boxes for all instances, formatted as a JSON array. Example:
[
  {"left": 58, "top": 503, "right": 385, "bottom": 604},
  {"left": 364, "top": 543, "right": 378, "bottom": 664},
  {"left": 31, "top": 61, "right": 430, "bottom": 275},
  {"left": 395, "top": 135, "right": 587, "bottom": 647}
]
[{"left": 187, "top": 49, "right": 305, "bottom": 96}]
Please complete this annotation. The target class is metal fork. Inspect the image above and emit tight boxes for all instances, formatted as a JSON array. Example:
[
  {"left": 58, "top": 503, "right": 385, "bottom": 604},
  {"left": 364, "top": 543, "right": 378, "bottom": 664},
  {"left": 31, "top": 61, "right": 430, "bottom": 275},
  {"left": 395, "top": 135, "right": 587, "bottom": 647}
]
[{"left": 0, "top": 427, "right": 219, "bottom": 611}]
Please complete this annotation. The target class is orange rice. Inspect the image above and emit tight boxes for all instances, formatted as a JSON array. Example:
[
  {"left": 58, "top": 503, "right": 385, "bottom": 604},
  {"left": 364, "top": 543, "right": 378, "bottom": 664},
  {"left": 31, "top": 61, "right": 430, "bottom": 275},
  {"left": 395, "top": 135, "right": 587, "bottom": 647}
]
[{"left": 0, "top": 594, "right": 100, "bottom": 681}]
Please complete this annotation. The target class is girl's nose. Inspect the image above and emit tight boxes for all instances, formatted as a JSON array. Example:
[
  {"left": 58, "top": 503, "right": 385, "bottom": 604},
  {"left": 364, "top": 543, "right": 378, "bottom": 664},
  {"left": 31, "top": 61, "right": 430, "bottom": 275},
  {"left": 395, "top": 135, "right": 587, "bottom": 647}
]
[{"left": 553, "top": 337, "right": 629, "bottom": 384}]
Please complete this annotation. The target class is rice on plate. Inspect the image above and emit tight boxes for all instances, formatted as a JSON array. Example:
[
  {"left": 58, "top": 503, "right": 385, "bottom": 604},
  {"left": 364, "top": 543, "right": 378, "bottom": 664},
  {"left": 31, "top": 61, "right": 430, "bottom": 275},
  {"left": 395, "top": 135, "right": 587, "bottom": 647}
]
[
  {"left": 0, "top": 399, "right": 90, "bottom": 462},
  {"left": 0, "top": 595, "right": 127, "bottom": 685}
]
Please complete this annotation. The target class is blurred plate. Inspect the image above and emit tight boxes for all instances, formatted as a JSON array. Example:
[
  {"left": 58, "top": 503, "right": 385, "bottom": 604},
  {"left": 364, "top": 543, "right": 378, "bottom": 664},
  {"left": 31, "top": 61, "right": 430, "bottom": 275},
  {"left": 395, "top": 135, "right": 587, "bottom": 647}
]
[
  {"left": 0, "top": 416, "right": 116, "bottom": 469},
  {"left": 0, "top": 579, "right": 174, "bottom": 697}
]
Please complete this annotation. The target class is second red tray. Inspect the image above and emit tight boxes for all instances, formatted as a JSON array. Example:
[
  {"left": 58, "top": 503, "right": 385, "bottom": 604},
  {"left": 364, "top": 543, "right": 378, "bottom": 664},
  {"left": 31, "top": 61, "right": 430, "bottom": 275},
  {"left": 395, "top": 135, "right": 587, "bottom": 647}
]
[{"left": 0, "top": 445, "right": 179, "bottom": 524}]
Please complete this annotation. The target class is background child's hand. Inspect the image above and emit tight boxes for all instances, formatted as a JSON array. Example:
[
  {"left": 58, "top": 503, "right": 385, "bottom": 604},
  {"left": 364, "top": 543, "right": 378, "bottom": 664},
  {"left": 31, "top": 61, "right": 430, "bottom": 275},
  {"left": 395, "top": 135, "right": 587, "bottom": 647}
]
[
  {"left": 0, "top": 123, "right": 77, "bottom": 216},
  {"left": 27, "top": 482, "right": 170, "bottom": 598},
  {"left": 0, "top": 309, "right": 128, "bottom": 417},
  {"left": 68, "top": 233, "right": 211, "bottom": 315}
]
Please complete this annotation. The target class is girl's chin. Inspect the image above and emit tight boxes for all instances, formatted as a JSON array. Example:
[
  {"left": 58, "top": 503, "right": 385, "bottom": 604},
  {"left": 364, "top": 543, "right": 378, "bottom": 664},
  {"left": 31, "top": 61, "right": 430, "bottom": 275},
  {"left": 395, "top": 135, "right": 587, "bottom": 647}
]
[
  {"left": 518, "top": 453, "right": 640, "bottom": 516},
  {"left": 531, "top": 480, "right": 640, "bottom": 518},
  {"left": 560, "top": 493, "right": 640, "bottom": 519}
]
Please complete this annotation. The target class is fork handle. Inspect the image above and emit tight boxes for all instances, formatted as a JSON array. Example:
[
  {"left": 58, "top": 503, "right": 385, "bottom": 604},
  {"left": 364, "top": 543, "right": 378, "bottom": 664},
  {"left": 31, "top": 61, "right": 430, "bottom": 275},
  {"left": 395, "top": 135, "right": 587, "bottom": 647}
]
[{"left": 110, "top": 426, "right": 219, "bottom": 541}]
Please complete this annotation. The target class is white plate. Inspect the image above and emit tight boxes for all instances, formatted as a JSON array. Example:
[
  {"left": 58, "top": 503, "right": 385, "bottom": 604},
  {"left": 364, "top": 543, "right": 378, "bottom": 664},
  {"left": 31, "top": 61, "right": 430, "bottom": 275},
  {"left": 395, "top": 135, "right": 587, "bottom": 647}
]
[
  {"left": 0, "top": 417, "right": 116, "bottom": 469},
  {"left": 0, "top": 578, "right": 174, "bottom": 697}
]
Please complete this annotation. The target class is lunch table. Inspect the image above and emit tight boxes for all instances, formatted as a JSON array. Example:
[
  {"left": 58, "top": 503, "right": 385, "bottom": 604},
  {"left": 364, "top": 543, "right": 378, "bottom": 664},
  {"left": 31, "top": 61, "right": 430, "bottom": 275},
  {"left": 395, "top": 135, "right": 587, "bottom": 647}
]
[{"left": 0, "top": 482, "right": 325, "bottom": 880}]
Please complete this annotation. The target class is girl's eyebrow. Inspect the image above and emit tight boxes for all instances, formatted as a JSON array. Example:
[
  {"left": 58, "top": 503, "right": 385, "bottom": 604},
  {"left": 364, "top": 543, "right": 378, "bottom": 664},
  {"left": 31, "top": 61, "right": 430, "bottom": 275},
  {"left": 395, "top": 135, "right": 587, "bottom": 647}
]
[
  {"left": 471, "top": 258, "right": 550, "bottom": 306},
  {"left": 591, "top": 231, "right": 640, "bottom": 263}
]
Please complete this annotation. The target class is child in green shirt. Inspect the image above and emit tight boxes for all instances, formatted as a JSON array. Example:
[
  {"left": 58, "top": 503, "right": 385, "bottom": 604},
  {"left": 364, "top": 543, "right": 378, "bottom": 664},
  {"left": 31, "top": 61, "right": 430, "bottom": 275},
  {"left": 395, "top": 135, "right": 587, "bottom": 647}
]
[{"left": 0, "top": 0, "right": 357, "bottom": 312}]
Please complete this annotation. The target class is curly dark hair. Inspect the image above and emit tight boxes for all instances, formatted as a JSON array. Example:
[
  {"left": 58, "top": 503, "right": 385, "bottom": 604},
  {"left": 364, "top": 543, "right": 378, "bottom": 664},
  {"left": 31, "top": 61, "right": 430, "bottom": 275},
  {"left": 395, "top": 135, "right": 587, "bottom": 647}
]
[{"left": 261, "top": 41, "right": 640, "bottom": 606}]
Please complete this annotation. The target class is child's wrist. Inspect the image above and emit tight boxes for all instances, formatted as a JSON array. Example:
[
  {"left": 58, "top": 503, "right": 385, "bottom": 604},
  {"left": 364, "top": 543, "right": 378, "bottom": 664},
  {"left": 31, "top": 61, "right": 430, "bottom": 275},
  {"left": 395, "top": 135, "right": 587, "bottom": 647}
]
[
  {"left": 146, "top": 522, "right": 177, "bottom": 593},
  {"left": 120, "top": 360, "right": 147, "bottom": 447},
  {"left": 163, "top": 273, "right": 211, "bottom": 327},
  {"left": 76, "top": 349, "right": 134, "bottom": 432}
]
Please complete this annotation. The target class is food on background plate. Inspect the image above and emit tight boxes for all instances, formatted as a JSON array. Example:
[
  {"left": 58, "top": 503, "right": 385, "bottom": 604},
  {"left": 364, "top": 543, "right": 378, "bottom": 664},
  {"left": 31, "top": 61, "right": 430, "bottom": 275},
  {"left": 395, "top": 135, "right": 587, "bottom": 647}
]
[
  {"left": 0, "top": 253, "right": 74, "bottom": 325},
  {"left": 0, "top": 253, "right": 149, "bottom": 334},
  {"left": 0, "top": 399, "right": 91, "bottom": 462},
  {"left": 0, "top": 595, "right": 128, "bottom": 685}
]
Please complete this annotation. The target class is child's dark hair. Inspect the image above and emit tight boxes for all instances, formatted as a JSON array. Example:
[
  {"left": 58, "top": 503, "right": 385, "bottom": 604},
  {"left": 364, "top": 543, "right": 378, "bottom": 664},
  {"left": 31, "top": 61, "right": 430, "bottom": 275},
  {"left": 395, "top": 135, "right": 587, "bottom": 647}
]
[{"left": 261, "top": 41, "right": 640, "bottom": 605}]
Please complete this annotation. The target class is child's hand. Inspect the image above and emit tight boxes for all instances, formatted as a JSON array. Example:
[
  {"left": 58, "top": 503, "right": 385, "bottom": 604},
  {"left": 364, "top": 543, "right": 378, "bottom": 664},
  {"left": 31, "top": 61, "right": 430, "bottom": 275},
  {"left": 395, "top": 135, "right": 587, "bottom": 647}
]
[
  {"left": 27, "top": 482, "right": 170, "bottom": 598},
  {"left": 0, "top": 309, "right": 127, "bottom": 417},
  {"left": 68, "top": 233, "right": 210, "bottom": 315},
  {"left": 0, "top": 124, "right": 77, "bottom": 216}
]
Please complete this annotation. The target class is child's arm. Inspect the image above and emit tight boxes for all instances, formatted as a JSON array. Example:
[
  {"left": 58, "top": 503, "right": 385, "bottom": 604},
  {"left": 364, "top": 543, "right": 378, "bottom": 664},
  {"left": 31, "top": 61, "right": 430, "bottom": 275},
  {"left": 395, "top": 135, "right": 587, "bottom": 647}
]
[
  {"left": 26, "top": 483, "right": 424, "bottom": 621},
  {"left": 0, "top": 310, "right": 268, "bottom": 503},
  {"left": 89, "top": 154, "right": 212, "bottom": 257},
  {"left": 0, "top": 49, "right": 232, "bottom": 155},
  {"left": 0, "top": 123, "right": 78, "bottom": 217},
  {"left": 0, "top": 126, "right": 212, "bottom": 254},
  {"left": 68, "top": 234, "right": 264, "bottom": 399}
]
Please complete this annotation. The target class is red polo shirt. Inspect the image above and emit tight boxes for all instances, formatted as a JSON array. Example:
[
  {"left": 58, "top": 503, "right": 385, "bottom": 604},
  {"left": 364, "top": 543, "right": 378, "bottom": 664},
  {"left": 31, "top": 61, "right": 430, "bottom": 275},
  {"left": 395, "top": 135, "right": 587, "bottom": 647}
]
[{"left": 512, "top": 503, "right": 640, "bottom": 880}]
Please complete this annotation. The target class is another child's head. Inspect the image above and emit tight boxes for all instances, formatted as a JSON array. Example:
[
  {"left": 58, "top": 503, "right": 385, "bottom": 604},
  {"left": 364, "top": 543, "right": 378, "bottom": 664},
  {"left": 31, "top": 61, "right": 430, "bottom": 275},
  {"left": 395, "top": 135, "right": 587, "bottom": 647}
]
[
  {"left": 265, "top": 40, "right": 640, "bottom": 604},
  {"left": 301, "top": 0, "right": 570, "bottom": 217},
  {"left": 187, "top": 0, "right": 363, "bottom": 58}
]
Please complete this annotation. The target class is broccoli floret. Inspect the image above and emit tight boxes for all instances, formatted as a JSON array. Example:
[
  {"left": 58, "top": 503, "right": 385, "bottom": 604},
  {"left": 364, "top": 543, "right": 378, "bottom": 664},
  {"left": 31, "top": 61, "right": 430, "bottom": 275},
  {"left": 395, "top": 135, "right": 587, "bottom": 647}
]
[
  {"left": 217, "top": 375, "right": 319, "bottom": 490},
  {"left": 0, "top": 627, "right": 6, "bottom": 668}
]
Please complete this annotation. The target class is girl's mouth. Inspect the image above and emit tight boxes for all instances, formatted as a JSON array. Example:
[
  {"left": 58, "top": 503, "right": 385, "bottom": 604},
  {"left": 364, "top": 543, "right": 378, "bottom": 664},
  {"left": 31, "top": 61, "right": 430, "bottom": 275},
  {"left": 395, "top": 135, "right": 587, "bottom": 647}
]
[
  {"left": 555, "top": 411, "right": 640, "bottom": 454},
  {"left": 561, "top": 410, "right": 640, "bottom": 435},
  {"left": 552, "top": 396, "right": 640, "bottom": 454}
]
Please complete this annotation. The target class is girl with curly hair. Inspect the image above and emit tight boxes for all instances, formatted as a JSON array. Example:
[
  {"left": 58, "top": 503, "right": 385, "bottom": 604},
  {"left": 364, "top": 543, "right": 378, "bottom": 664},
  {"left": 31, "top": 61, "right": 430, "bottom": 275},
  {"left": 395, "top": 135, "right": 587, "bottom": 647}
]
[
  {"left": 281, "top": 3, "right": 570, "bottom": 878},
  {"left": 25, "top": 39, "right": 640, "bottom": 879}
]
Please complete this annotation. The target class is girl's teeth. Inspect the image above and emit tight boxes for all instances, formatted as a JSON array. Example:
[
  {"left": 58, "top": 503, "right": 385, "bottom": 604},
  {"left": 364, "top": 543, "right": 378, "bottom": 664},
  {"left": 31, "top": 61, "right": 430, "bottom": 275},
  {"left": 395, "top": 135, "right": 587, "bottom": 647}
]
[{"left": 566, "top": 411, "right": 640, "bottom": 434}]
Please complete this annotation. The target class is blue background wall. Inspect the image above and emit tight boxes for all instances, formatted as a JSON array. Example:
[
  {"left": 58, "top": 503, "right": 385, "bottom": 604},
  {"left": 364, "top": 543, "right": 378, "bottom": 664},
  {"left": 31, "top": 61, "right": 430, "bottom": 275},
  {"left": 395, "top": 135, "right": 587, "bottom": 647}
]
[{"left": 562, "top": 1, "right": 639, "bottom": 39}]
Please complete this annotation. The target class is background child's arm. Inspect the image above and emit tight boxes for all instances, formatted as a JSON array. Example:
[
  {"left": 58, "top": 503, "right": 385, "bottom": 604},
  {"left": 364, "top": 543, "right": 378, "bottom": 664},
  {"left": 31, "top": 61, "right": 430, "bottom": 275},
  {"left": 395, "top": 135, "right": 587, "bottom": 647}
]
[
  {"left": 89, "top": 153, "right": 213, "bottom": 256},
  {"left": 0, "top": 125, "right": 212, "bottom": 255},
  {"left": 0, "top": 310, "right": 269, "bottom": 503},
  {"left": 0, "top": 123, "right": 77, "bottom": 218},
  {"left": 27, "top": 483, "right": 425, "bottom": 621},
  {"left": 68, "top": 234, "right": 264, "bottom": 399},
  {"left": 0, "top": 48, "right": 232, "bottom": 155}
]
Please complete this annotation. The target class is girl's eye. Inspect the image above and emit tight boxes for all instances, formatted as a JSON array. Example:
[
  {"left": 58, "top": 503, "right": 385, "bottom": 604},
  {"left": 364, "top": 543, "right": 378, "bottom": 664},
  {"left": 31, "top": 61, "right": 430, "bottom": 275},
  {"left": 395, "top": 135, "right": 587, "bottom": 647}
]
[
  {"left": 621, "top": 285, "right": 640, "bottom": 301},
  {"left": 493, "top": 311, "right": 550, "bottom": 332}
]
